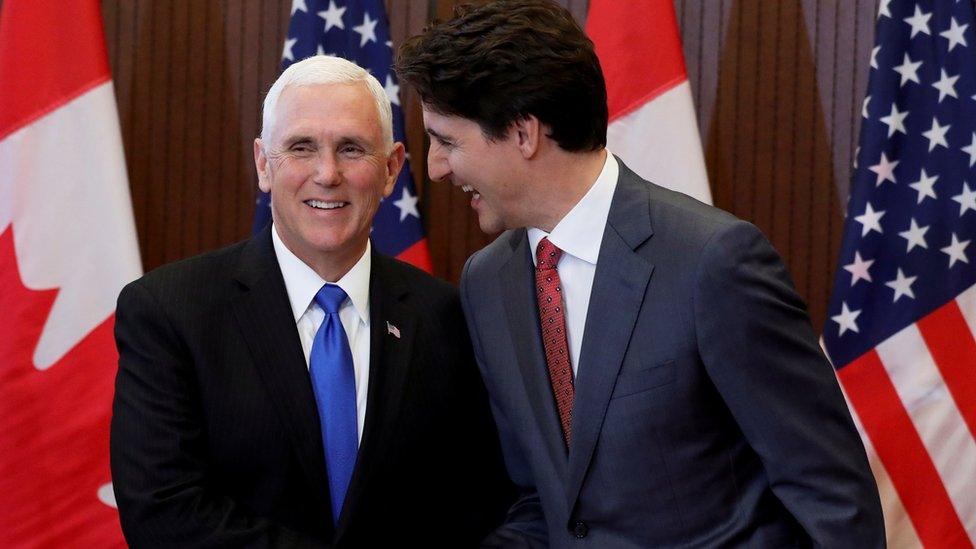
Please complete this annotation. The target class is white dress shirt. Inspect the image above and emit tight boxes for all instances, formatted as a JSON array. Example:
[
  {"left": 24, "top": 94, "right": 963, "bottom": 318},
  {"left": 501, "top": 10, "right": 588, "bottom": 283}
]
[
  {"left": 272, "top": 225, "right": 370, "bottom": 444},
  {"left": 528, "top": 152, "right": 618, "bottom": 377}
]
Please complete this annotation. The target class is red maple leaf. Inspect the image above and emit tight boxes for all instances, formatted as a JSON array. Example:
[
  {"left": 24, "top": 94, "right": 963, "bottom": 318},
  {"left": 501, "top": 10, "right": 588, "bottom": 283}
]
[{"left": 0, "top": 227, "right": 126, "bottom": 548}]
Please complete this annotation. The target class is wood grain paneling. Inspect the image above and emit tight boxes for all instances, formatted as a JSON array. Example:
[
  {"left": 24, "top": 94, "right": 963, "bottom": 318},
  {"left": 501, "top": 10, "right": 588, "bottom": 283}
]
[
  {"left": 673, "top": 0, "right": 875, "bottom": 327},
  {"left": 95, "top": 0, "right": 877, "bottom": 329}
]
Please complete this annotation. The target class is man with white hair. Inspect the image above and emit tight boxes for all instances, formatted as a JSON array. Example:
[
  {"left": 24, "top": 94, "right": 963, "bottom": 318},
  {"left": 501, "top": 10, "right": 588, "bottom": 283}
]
[{"left": 110, "top": 55, "right": 512, "bottom": 547}]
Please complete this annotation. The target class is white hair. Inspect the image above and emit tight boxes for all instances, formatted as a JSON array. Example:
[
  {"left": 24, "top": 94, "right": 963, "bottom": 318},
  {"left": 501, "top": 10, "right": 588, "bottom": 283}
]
[{"left": 260, "top": 55, "right": 393, "bottom": 150}]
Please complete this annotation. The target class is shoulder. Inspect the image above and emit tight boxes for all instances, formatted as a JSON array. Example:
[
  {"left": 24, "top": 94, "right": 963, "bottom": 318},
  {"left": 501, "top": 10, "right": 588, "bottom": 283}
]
[
  {"left": 463, "top": 230, "right": 521, "bottom": 282},
  {"left": 147, "top": 239, "right": 246, "bottom": 283},
  {"left": 372, "top": 254, "right": 472, "bottom": 344},
  {"left": 119, "top": 237, "right": 250, "bottom": 309},
  {"left": 643, "top": 181, "right": 741, "bottom": 243},
  {"left": 373, "top": 253, "right": 459, "bottom": 308},
  {"left": 615, "top": 163, "right": 764, "bottom": 256},
  {"left": 629, "top": 177, "right": 790, "bottom": 297},
  {"left": 649, "top": 189, "right": 774, "bottom": 278}
]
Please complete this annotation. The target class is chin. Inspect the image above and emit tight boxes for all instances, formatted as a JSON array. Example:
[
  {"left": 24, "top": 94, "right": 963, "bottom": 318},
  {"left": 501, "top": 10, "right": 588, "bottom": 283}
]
[
  {"left": 477, "top": 218, "right": 506, "bottom": 235},
  {"left": 314, "top": 238, "right": 356, "bottom": 255},
  {"left": 315, "top": 229, "right": 370, "bottom": 253}
]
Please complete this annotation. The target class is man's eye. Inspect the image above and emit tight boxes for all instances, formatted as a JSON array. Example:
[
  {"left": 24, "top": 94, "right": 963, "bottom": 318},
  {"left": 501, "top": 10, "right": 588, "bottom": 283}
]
[
  {"left": 341, "top": 145, "right": 365, "bottom": 155},
  {"left": 291, "top": 144, "right": 312, "bottom": 153}
]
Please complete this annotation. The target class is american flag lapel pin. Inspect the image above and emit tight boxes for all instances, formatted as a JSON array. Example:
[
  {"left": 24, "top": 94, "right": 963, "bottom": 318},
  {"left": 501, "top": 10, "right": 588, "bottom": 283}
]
[{"left": 386, "top": 321, "right": 401, "bottom": 339}]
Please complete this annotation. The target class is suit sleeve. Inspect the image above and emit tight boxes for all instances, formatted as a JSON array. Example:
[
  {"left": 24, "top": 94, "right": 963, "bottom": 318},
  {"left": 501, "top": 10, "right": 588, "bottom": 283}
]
[
  {"left": 110, "top": 280, "right": 325, "bottom": 549},
  {"left": 460, "top": 255, "right": 549, "bottom": 549},
  {"left": 693, "top": 220, "right": 885, "bottom": 548}
]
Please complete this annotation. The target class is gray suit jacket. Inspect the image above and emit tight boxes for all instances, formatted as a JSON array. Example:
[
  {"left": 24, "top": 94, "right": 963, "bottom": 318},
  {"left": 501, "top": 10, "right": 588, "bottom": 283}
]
[{"left": 462, "top": 160, "right": 884, "bottom": 548}]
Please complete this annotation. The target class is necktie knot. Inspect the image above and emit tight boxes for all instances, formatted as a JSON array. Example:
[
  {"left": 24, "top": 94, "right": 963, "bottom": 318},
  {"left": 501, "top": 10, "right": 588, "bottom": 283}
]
[
  {"left": 315, "top": 284, "right": 347, "bottom": 314},
  {"left": 536, "top": 238, "right": 563, "bottom": 271}
]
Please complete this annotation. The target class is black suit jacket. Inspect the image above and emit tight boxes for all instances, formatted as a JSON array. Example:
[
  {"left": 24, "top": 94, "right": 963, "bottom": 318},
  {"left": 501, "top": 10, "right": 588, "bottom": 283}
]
[
  {"left": 466, "top": 160, "right": 884, "bottom": 548},
  {"left": 110, "top": 226, "right": 512, "bottom": 548}
]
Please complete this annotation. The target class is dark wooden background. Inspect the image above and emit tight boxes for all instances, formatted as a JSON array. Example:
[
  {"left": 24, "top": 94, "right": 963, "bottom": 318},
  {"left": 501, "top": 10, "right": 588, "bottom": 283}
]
[{"left": 83, "top": 0, "right": 877, "bottom": 330}]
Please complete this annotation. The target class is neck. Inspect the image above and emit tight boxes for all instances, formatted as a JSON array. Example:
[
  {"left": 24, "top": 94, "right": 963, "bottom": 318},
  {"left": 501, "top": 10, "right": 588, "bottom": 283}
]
[
  {"left": 274, "top": 225, "right": 366, "bottom": 282},
  {"left": 306, "top": 252, "right": 361, "bottom": 283},
  {"left": 527, "top": 148, "right": 608, "bottom": 233}
]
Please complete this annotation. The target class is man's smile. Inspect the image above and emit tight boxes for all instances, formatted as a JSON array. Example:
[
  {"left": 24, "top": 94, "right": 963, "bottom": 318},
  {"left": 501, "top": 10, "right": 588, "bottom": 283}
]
[
  {"left": 459, "top": 184, "right": 481, "bottom": 200},
  {"left": 304, "top": 199, "right": 349, "bottom": 210}
]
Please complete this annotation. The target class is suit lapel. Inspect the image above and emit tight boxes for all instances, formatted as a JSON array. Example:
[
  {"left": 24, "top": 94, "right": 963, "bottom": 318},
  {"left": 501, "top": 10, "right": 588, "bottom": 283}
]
[
  {"left": 500, "top": 231, "right": 570, "bottom": 479},
  {"left": 566, "top": 162, "right": 655, "bottom": 514},
  {"left": 230, "top": 227, "right": 332, "bottom": 515},
  {"left": 334, "top": 252, "right": 416, "bottom": 539}
]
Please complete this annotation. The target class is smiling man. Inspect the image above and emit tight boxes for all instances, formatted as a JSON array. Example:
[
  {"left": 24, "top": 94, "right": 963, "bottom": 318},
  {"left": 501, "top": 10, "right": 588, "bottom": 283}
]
[
  {"left": 396, "top": 1, "right": 885, "bottom": 548},
  {"left": 110, "top": 55, "right": 511, "bottom": 547}
]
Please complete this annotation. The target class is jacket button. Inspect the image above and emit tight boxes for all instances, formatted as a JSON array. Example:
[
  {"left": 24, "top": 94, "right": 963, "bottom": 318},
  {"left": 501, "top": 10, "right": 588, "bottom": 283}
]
[{"left": 572, "top": 520, "right": 588, "bottom": 539}]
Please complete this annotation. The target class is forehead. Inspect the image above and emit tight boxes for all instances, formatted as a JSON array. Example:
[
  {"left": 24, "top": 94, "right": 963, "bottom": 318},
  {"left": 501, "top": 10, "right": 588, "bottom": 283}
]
[
  {"left": 421, "top": 105, "right": 481, "bottom": 137},
  {"left": 272, "top": 82, "right": 381, "bottom": 141}
]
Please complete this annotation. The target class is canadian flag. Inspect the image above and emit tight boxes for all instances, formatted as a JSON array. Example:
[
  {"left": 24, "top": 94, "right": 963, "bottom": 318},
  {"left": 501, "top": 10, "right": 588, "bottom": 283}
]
[
  {"left": 0, "top": 1, "right": 140, "bottom": 546},
  {"left": 586, "top": 0, "right": 712, "bottom": 205}
]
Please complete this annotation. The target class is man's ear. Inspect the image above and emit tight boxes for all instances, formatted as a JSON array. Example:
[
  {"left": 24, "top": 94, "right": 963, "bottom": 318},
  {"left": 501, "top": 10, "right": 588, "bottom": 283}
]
[
  {"left": 254, "top": 138, "right": 270, "bottom": 193},
  {"left": 511, "top": 115, "right": 542, "bottom": 159},
  {"left": 383, "top": 142, "right": 407, "bottom": 198}
]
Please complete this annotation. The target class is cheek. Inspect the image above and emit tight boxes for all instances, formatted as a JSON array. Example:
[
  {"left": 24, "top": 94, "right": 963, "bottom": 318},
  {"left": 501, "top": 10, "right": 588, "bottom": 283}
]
[
  {"left": 447, "top": 153, "right": 470, "bottom": 179},
  {"left": 352, "top": 173, "right": 390, "bottom": 207},
  {"left": 272, "top": 158, "right": 311, "bottom": 185}
]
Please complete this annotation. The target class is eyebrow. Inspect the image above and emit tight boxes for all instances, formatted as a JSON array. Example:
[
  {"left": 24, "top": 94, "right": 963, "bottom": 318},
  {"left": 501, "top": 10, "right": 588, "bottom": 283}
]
[
  {"left": 282, "top": 135, "right": 314, "bottom": 147},
  {"left": 425, "top": 128, "right": 453, "bottom": 142},
  {"left": 337, "top": 135, "right": 370, "bottom": 148},
  {"left": 282, "top": 134, "right": 368, "bottom": 146}
]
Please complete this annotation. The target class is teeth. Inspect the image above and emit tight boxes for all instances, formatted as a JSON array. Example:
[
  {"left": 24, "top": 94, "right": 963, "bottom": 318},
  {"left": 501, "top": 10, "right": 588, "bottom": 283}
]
[
  {"left": 461, "top": 185, "right": 473, "bottom": 193},
  {"left": 472, "top": 192, "right": 481, "bottom": 199},
  {"left": 306, "top": 200, "right": 346, "bottom": 210}
]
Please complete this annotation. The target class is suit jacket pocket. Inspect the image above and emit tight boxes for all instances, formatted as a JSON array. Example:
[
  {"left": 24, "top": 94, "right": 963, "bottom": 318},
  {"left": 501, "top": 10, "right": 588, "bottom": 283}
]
[{"left": 610, "top": 360, "right": 676, "bottom": 399}]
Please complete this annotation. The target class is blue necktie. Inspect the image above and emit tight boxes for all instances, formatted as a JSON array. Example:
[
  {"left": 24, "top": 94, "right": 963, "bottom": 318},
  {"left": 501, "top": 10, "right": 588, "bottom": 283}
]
[{"left": 309, "top": 284, "right": 358, "bottom": 523}]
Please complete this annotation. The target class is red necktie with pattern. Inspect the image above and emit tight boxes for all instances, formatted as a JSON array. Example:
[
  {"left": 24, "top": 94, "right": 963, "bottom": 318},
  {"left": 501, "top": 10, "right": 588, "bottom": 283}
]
[{"left": 535, "top": 237, "right": 574, "bottom": 448}]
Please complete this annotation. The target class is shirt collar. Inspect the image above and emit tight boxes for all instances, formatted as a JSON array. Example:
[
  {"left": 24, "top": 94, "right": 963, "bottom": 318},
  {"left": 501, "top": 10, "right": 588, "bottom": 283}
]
[
  {"left": 271, "top": 224, "right": 371, "bottom": 325},
  {"left": 528, "top": 152, "right": 618, "bottom": 266}
]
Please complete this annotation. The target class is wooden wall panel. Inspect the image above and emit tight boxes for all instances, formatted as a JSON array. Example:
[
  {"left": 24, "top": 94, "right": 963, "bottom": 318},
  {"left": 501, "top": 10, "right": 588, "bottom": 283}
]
[
  {"left": 680, "top": 0, "right": 876, "bottom": 327},
  {"left": 95, "top": 0, "right": 876, "bottom": 329}
]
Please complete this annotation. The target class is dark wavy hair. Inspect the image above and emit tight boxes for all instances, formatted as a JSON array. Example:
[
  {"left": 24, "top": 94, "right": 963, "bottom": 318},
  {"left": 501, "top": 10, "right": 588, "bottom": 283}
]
[{"left": 394, "top": 0, "right": 608, "bottom": 152}]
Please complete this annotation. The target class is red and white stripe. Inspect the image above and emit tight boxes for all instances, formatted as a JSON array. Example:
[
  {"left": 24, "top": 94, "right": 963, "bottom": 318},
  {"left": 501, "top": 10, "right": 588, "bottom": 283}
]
[
  {"left": 1, "top": 0, "right": 139, "bottom": 546},
  {"left": 837, "top": 283, "right": 976, "bottom": 548},
  {"left": 586, "top": 0, "right": 712, "bottom": 205}
]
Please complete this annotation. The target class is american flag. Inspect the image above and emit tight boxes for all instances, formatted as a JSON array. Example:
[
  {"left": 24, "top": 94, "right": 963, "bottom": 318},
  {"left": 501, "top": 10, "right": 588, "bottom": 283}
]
[
  {"left": 823, "top": 1, "right": 976, "bottom": 546},
  {"left": 253, "top": 0, "right": 432, "bottom": 272}
]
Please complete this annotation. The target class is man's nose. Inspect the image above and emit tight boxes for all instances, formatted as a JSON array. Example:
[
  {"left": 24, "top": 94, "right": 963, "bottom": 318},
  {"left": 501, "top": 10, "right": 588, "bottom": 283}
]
[
  {"left": 426, "top": 145, "right": 449, "bottom": 182},
  {"left": 313, "top": 153, "right": 341, "bottom": 185}
]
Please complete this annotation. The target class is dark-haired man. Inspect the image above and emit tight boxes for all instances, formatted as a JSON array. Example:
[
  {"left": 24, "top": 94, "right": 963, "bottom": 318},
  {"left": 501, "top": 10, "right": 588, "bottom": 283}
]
[{"left": 396, "top": 1, "right": 885, "bottom": 547}]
